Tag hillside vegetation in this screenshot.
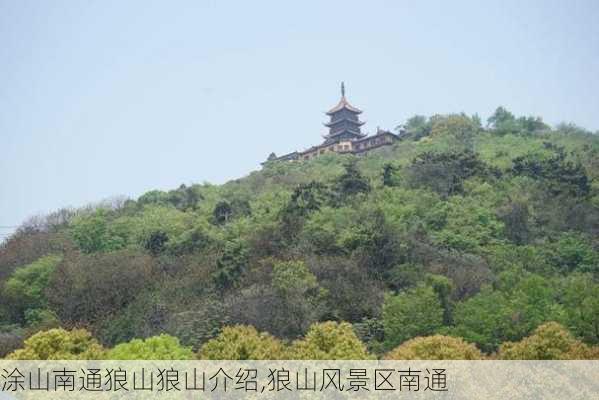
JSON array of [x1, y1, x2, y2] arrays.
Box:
[[1, 107, 599, 359]]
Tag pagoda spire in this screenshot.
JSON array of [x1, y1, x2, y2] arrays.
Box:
[[323, 83, 365, 144]]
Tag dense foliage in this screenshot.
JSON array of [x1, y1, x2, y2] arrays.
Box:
[[108, 334, 193, 360], [7, 329, 105, 360], [384, 335, 483, 360], [1, 108, 599, 359]]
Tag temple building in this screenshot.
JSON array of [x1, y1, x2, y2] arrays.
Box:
[[265, 83, 400, 163]]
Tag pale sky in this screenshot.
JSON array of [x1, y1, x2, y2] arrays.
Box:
[[1, 0, 598, 237]]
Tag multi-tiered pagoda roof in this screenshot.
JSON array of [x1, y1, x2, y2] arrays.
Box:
[[322, 82, 366, 144]]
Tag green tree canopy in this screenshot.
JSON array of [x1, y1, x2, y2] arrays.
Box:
[[382, 285, 444, 350], [3, 255, 62, 323], [498, 322, 595, 360], [199, 325, 287, 360], [7, 328, 105, 360], [561, 274, 599, 344], [271, 260, 326, 336], [289, 321, 372, 360], [385, 335, 483, 360], [213, 240, 249, 290], [334, 160, 371, 200], [107, 334, 194, 360], [69, 209, 128, 253]]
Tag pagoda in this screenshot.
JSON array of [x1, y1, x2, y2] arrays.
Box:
[[263, 83, 400, 164], [323, 82, 366, 144]]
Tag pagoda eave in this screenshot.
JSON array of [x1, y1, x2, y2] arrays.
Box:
[[326, 106, 363, 115], [323, 130, 366, 139], [323, 120, 365, 128]]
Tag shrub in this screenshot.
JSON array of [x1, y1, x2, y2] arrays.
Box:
[[382, 285, 443, 350], [385, 335, 483, 360], [108, 334, 194, 360], [199, 325, 287, 360], [7, 328, 105, 360], [288, 321, 372, 360], [498, 322, 595, 360]]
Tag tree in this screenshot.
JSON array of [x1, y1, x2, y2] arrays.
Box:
[[47, 250, 155, 325], [512, 152, 590, 197], [425, 274, 454, 325], [69, 209, 128, 253], [487, 107, 548, 135], [386, 263, 425, 292], [353, 317, 385, 354], [555, 122, 591, 136], [299, 205, 358, 255], [137, 190, 170, 207], [212, 197, 252, 225], [270, 260, 326, 337], [429, 114, 480, 149], [231, 198, 252, 218], [348, 209, 403, 281], [508, 273, 561, 337], [561, 274, 599, 344], [167, 184, 203, 211], [544, 232, 597, 274], [452, 284, 527, 352], [199, 325, 287, 360], [127, 205, 191, 253], [224, 260, 327, 339], [334, 160, 371, 201], [289, 321, 372, 360], [3, 255, 62, 323], [385, 335, 483, 360], [213, 240, 248, 290], [382, 285, 444, 350], [213, 201, 233, 225], [518, 115, 549, 134], [487, 107, 516, 133], [497, 199, 531, 245], [450, 273, 561, 353], [407, 150, 496, 198], [498, 322, 595, 360], [138, 185, 203, 211], [7, 328, 105, 360], [24, 309, 60, 331], [428, 195, 504, 252], [144, 230, 169, 256], [420, 247, 492, 299], [310, 256, 384, 324], [168, 222, 214, 255], [0, 326, 25, 358], [107, 334, 194, 360], [382, 163, 400, 187], [224, 285, 283, 338], [280, 181, 331, 241], [165, 296, 225, 351], [400, 115, 430, 139], [0, 230, 58, 283]]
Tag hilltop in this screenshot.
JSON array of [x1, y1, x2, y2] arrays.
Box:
[[1, 107, 598, 359]]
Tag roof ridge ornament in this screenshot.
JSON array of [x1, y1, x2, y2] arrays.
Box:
[[326, 83, 362, 115]]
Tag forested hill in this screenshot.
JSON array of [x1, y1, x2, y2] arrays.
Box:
[[1, 108, 599, 360]]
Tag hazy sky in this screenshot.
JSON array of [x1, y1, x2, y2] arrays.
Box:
[[1, 0, 598, 237]]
